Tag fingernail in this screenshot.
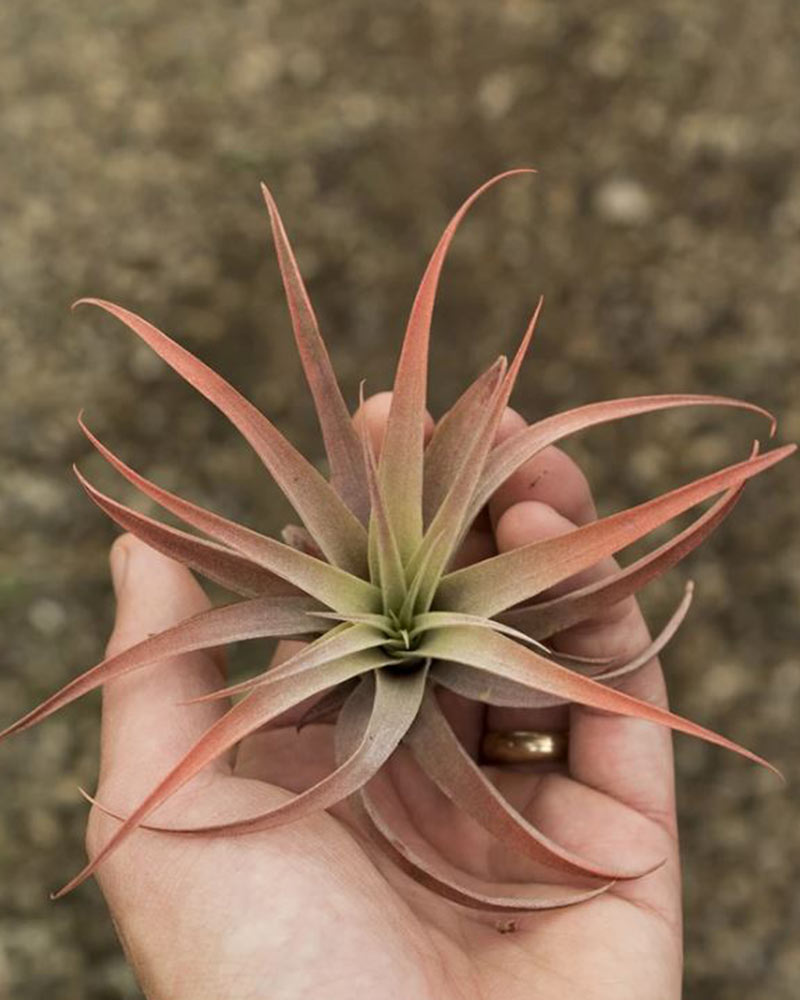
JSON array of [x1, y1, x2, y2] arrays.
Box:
[[110, 542, 130, 597]]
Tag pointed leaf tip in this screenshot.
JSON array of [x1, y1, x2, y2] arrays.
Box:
[[473, 394, 783, 522], [260, 184, 370, 522], [52, 650, 382, 897], [420, 626, 782, 778], [381, 169, 538, 559], [444, 442, 796, 617], [73, 455, 378, 614], [405, 691, 662, 880], [74, 297, 368, 574]]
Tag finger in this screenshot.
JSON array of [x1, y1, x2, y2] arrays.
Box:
[[491, 500, 676, 831], [567, 629, 675, 832], [98, 534, 231, 802], [353, 390, 435, 458], [489, 407, 597, 528], [494, 499, 632, 604], [477, 406, 607, 751], [485, 502, 583, 739]]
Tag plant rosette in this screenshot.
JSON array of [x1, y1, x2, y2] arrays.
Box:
[[2, 171, 794, 910]]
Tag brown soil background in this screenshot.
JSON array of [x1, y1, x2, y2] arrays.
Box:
[[1, 1, 799, 997]]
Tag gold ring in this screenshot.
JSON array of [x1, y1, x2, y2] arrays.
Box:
[[481, 730, 568, 764]]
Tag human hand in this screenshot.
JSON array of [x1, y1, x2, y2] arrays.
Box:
[[87, 395, 682, 1000]]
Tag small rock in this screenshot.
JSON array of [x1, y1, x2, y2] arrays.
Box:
[[594, 177, 654, 226], [27, 598, 67, 636], [477, 72, 516, 120]]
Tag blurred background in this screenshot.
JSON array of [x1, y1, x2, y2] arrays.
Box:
[[1, 0, 798, 996]]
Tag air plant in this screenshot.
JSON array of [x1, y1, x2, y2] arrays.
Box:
[[1, 170, 794, 912]]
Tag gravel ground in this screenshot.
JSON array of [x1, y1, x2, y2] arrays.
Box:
[[1, 1, 799, 997]]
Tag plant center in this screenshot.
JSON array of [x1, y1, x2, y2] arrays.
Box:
[[380, 609, 425, 673]]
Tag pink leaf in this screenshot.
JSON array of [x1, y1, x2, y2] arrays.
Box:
[[419, 626, 781, 776], [379, 170, 536, 559], [499, 477, 745, 639], [409, 299, 542, 609], [352, 784, 611, 912], [405, 690, 661, 880], [582, 580, 694, 682], [438, 444, 795, 617], [0, 597, 321, 744], [74, 486, 297, 599], [469, 393, 776, 521], [436, 581, 695, 710], [261, 184, 370, 522], [334, 687, 612, 912], [76, 438, 379, 615], [98, 667, 426, 837], [423, 357, 506, 525], [52, 649, 386, 898], [75, 299, 368, 573]]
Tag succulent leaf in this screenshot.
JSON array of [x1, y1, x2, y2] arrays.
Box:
[[499, 473, 747, 639], [423, 356, 507, 525], [190, 622, 388, 703], [434, 580, 695, 710], [418, 626, 780, 775], [75, 452, 379, 615], [358, 391, 408, 611], [91, 667, 427, 838], [470, 393, 776, 520], [74, 480, 297, 598], [379, 169, 535, 560], [407, 298, 542, 608], [438, 444, 794, 616], [336, 691, 614, 912], [353, 781, 614, 912], [404, 689, 662, 880], [75, 299, 369, 574], [52, 648, 389, 898], [261, 184, 370, 523], [0, 595, 323, 744]]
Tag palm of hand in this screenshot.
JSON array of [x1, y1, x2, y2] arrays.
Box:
[[87, 403, 682, 1000]]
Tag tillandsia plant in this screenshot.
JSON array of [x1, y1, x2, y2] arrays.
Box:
[[1, 170, 794, 911]]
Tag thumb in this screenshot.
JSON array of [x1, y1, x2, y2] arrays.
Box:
[[98, 534, 230, 799]]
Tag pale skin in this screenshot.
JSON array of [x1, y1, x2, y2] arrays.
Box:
[[86, 394, 682, 1000]]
